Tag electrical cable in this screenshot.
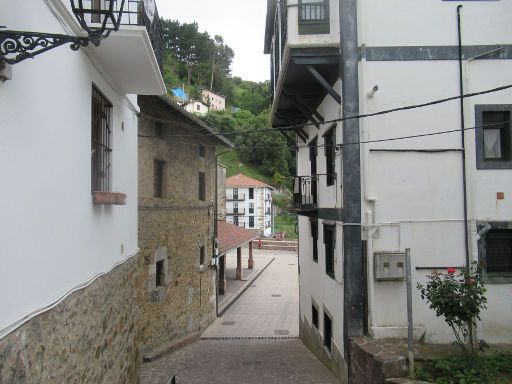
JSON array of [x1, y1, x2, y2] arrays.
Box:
[[138, 84, 512, 138], [138, 120, 509, 151]]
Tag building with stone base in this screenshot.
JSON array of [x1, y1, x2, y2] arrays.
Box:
[[0, 1, 165, 383], [137, 95, 232, 354]]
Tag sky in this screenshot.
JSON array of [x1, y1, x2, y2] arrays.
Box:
[[157, 0, 270, 83]]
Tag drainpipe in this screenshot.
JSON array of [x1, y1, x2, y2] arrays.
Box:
[[457, 5, 475, 350], [457, 5, 471, 269]]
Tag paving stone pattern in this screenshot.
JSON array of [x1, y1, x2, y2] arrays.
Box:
[[140, 339, 338, 384]]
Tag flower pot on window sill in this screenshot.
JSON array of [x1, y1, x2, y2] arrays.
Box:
[[92, 191, 127, 205]]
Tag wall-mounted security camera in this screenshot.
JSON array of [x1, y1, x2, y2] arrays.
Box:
[[367, 85, 378, 98]]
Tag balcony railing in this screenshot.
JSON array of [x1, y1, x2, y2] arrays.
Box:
[[293, 175, 318, 210], [227, 208, 246, 216], [226, 193, 246, 201]]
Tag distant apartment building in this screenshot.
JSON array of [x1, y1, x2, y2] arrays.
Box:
[[225, 174, 274, 237], [202, 89, 226, 111]]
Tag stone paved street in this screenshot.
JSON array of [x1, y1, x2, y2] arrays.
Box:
[[140, 250, 338, 384]]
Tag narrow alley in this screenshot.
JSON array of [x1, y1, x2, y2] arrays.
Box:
[[140, 249, 338, 384]]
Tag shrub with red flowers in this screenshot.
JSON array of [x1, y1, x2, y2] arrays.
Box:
[[417, 262, 487, 359]]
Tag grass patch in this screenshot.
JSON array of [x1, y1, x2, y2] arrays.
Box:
[[218, 150, 273, 186], [274, 214, 298, 239], [416, 354, 512, 384]]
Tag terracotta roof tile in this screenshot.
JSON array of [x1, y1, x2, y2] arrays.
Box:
[[217, 221, 259, 255], [225, 173, 274, 189]]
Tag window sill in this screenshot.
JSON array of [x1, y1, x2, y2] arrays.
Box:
[[92, 191, 127, 205]]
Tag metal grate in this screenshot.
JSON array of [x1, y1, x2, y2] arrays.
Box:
[[91, 86, 112, 192], [486, 229, 512, 273], [299, 0, 329, 22]]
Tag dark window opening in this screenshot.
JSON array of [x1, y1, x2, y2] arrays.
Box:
[[155, 122, 164, 138], [249, 188, 254, 199], [324, 127, 335, 186], [249, 216, 255, 228], [309, 138, 318, 204], [324, 224, 335, 278], [199, 246, 205, 266], [199, 145, 205, 158], [199, 172, 206, 201], [486, 229, 512, 273], [323, 311, 332, 352], [249, 203, 254, 214], [312, 303, 319, 328], [234, 202, 239, 213], [154, 159, 165, 198], [234, 216, 239, 226], [91, 86, 112, 193], [311, 221, 318, 262], [156, 260, 164, 287], [233, 188, 239, 199], [475, 105, 512, 170], [483, 111, 510, 161]]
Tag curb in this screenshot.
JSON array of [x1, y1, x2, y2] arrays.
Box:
[[217, 257, 276, 317], [142, 331, 201, 362]]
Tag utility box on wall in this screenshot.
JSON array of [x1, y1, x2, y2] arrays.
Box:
[[375, 252, 407, 281]]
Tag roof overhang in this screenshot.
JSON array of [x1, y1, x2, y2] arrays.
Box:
[[139, 95, 234, 147], [271, 46, 340, 133]]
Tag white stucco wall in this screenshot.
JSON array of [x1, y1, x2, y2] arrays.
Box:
[[184, 101, 209, 116], [358, 45, 512, 342], [0, 1, 145, 337]]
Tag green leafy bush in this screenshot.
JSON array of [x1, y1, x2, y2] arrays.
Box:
[[417, 263, 487, 359]]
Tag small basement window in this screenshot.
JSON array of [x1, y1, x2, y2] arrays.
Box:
[[312, 302, 319, 328], [323, 310, 332, 352]]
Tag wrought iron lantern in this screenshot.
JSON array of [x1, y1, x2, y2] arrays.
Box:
[[0, 0, 126, 65]]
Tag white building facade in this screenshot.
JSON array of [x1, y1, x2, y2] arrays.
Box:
[[0, 1, 165, 382], [225, 174, 274, 237], [183, 99, 209, 115], [265, 0, 512, 380]]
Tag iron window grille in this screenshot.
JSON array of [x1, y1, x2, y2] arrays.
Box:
[[299, 0, 329, 22], [91, 86, 112, 193], [478, 222, 512, 283]]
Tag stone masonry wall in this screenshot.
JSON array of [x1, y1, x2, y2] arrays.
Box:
[[136, 96, 219, 352], [0, 256, 140, 384]]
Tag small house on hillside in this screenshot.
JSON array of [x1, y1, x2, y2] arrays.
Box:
[[182, 99, 209, 116], [225, 174, 274, 237], [201, 89, 226, 111]]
